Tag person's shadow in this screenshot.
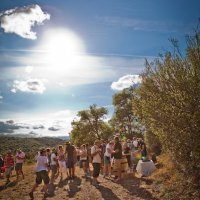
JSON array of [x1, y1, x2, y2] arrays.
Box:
[[47, 176, 69, 197], [0, 180, 17, 191], [67, 177, 82, 198], [97, 184, 121, 200], [119, 177, 159, 200], [48, 177, 82, 198]]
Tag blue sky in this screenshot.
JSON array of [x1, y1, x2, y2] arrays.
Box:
[[0, 0, 199, 136]]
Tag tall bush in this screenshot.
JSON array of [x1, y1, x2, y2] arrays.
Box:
[[132, 28, 200, 198]]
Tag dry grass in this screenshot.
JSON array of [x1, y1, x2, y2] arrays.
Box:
[[146, 153, 200, 200]]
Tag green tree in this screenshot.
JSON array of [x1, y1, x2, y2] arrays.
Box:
[[132, 28, 200, 198], [111, 87, 144, 139], [70, 104, 113, 146]]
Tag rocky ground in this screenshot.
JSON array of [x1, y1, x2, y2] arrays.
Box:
[[0, 164, 159, 200]]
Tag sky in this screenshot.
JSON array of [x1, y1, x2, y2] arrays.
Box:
[[0, 0, 199, 137]]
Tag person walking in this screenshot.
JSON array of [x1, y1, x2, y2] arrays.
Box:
[[29, 148, 50, 199], [91, 140, 102, 186]]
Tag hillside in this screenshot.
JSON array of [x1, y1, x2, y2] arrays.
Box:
[[0, 136, 66, 156]]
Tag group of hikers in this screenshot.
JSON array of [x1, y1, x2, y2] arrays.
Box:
[[0, 135, 150, 199]]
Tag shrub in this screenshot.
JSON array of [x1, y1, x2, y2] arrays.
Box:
[[132, 26, 200, 198]]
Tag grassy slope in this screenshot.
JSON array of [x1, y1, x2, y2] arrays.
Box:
[[0, 136, 65, 156]]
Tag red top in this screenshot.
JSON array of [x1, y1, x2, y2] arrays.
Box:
[[4, 155, 14, 168]]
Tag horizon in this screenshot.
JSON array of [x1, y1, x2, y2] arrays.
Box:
[[0, 0, 199, 137]]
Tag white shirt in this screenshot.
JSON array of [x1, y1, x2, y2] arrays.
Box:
[[104, 144, 112, 157], [133, 140, 138, 148], [91, 145, 101, 163], [80, 149, 87, 161], [51, 153, 57, 165], [35, 155, 48, 172], [16, 151, 25, 164]]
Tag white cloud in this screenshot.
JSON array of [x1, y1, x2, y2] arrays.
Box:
[[111, 74, 142, 91], [11, 78, 46, 94], [0, 4, 50, 39], [53, 110, 74, 119], [25, 66, 33, 74], [0, 118, 71, 137]]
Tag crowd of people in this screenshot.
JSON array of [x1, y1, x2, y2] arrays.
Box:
[[0, 136, 150, 200]]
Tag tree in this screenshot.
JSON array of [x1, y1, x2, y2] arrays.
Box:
[[70, 104, 113, 146], [132, 27, 200, 198], [111, 87, 144, 139]]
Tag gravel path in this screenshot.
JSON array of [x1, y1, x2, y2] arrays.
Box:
[[0, 165, 158, 200]]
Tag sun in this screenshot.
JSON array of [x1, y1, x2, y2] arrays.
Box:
[[40, 28, 85, 68]]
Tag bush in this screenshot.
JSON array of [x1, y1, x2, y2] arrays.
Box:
[[144, 130, 162, 155], [132, 26, 200, 198]]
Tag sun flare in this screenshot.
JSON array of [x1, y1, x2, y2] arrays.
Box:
[[41, 28, 85, 68]]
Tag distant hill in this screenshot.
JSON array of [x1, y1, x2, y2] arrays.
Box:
[[0, 136, 67, 156]]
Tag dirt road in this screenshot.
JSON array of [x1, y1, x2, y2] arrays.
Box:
[[0, 165, 158, 200]]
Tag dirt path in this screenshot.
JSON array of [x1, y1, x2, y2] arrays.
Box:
[[0, 165, 158, 200]]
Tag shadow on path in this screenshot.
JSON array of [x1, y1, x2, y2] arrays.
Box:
[[0, 180, 17, 191], [67, 177, 82, 198], [97, 184, 121, 200], [119, 177, 158, 200]]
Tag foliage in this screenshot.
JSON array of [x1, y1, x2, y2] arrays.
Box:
[[110, 87, 144, 138], [144, 130, 162, 155], [132, 27, 200, 198], [70, 104, 113, 146]]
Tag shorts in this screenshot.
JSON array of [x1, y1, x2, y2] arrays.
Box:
[[77, 156, 80, 161], [50, 165, 57, 174], [5, 167, 13, 177], [104, 156, 111, 165], [67, 158, 74, 169], [15, 163, 23, 171], [92, 163, 101, 178], [36, 170, 49, 185], [114, 159, 121, 170]]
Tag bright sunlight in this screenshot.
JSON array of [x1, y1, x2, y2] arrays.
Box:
[[41, 28, 85, 68]]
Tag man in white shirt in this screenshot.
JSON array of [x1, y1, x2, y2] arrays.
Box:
[[91, 140, 101, 186], [29, 148, 50, 199]]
